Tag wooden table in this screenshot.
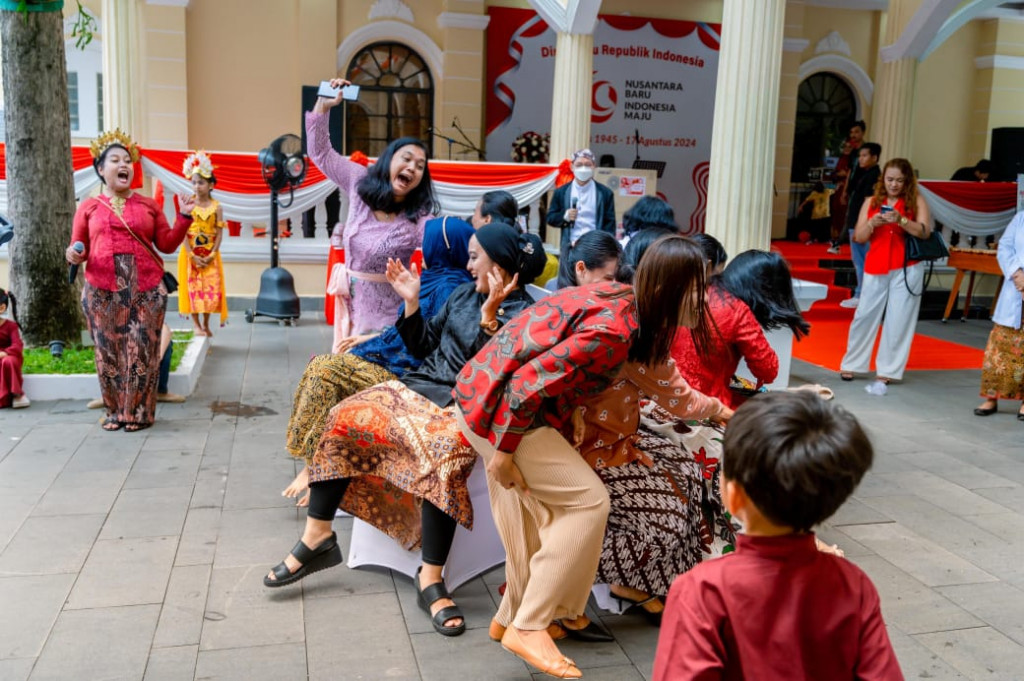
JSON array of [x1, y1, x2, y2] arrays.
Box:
[[942, 248, 1004, 322]]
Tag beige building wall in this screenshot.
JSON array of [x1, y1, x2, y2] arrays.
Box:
[[911, 19, 980, 179], [970, 19, 1024, 163]]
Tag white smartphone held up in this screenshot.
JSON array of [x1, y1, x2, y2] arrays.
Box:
[[317, 81, 360, 101]]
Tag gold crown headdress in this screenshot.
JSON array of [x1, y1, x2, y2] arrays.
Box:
[[89, 128, 140, 163], [182, 150, 215, 180]]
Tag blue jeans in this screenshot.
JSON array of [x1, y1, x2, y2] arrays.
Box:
[[849, 229, 869, 298]]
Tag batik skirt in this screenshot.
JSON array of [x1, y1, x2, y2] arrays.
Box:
[[82, 255, 167, 426], [285, 353, 397, 463], [980, 314, 1024, 401], [310, 380, 477, 550], [595, 406, 736, 596]]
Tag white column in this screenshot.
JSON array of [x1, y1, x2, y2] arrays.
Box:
[[549, 31, 593, 163], [704, 0, 786, 256], [101, 0, 141, 137], [872, 0, 920, 161]]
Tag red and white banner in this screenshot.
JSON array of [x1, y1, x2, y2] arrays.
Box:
[[486, 8, 721, 234], [918, 180, 1018, 237], [0, 144, 559, 223]]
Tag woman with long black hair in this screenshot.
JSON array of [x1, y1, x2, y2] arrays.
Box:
[[310, 78, 437, 350]]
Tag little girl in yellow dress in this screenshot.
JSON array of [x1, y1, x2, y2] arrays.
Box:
[[177, 150, 228, 336]]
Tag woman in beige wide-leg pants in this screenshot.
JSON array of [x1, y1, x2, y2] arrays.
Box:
[[454, 235, 712, 679], [460, 420, 609, 629]]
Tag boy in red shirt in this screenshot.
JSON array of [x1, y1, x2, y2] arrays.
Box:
[[653, 391, 903, 681]]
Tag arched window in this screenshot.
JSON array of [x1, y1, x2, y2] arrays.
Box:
[[345, 42, 434, 157], [791, 73, 856, 182]]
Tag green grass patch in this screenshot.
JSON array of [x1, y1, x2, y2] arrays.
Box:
[[23, 330, 195, 375]]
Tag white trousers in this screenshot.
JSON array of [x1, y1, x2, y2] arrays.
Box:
[[840, 263, 924, 381]]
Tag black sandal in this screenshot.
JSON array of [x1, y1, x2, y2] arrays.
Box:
[[263, 532, 342, 588], [102, 417, 123, 431], [613, 593, 665, 627], [124, 422, 152, 433], [415, 567, 466, 637]]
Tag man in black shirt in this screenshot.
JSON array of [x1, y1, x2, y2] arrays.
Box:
[[838, 142, 881, 309]]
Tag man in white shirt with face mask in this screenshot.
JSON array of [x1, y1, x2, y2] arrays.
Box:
[[546, 149, 616, 286]]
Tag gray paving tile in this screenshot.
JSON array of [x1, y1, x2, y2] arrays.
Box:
[[937, 582, 1024, 647], [60, 433, 142, 474], [143, 645, 197, 681], [0, 574, 75, 659], [850, 556, 983, 635], [826, 497, 893, 527], [99, 485, 192, 540], [141, 419, 211, 451], [603, 615, 658, 679], [200, 566, 304, 651], [30, 470, 126, 517], [66, 536, 177, 609], [124, 448, 203, 489], [975, 485, 1024, 515], [915, 626, 1024, 680], [0, 658, 34, 681], [305, 592, 418, 681], [0, 493, 37, 555], [175, 507, 221, 567], [412, 627, 528, 681], [153, 564, 212, 648], [0, 514, 105, 576], [886, 627, 968, 680], [194, 643, 306, 681], [213, 507, 303, 568], [28, 604, 159, 681], [843, 523, 998, 587], [894, 450, 1020, 491]]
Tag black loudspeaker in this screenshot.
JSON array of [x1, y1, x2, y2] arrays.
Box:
[[300, 85, 345, 155], [990, 127, 1024, 181]]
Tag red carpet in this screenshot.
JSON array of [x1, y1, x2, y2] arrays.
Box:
[[772, 241, 984, 372]]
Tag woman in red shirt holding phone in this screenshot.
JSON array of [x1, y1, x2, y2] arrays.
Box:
[[840, 158, 932, 391]]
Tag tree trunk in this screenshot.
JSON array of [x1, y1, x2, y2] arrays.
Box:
[[1, 6, 83, 345]]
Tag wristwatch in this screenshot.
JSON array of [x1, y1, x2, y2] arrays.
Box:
[[480, 318, 499, 333], [898, 215, 909, 227]]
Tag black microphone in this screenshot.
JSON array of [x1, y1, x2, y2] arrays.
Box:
[[568, 197, 578, 228], [68, 241, 84, 284]]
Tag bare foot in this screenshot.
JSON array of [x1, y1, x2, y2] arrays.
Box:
[[282, 468, 309, 504], [203, 326, 213, 337], [419, 567, 462, 628]]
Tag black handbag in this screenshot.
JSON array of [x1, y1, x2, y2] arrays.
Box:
[[903, 230, 948, 296], [161, 271, 179, 294], [905, 230, 949, 262]]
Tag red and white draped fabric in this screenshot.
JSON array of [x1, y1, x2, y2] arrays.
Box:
[[0, 147, 102, 214], [0, 143, 558, 222], [918, 180, 1018, 237]]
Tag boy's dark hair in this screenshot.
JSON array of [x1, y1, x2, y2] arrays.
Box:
[[974, 159, 993, 175], [851, 120, 866, 133], [860, 142, 882, 159], [722, 391, 873, 532], [356, 136, 437, 220]]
